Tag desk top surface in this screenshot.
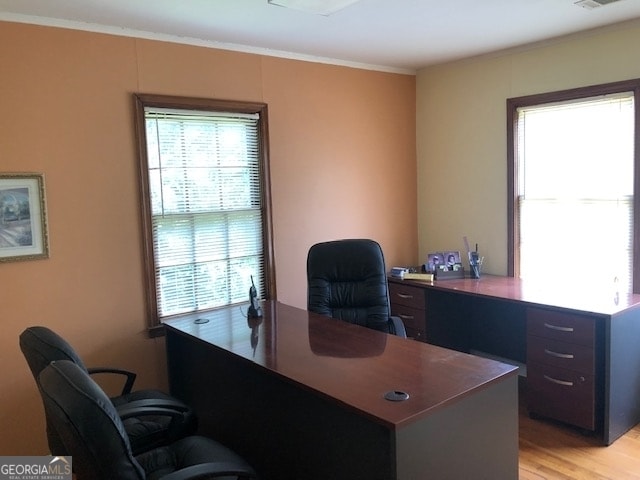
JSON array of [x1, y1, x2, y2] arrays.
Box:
[[164, 300, 517, 429], [393, 275, 640, 317]]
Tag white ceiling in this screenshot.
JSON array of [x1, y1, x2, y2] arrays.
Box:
[[1, 0, 640, 73]]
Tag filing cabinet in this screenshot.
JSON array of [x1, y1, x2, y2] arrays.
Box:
[[526, 307, 600, 431], [388, 281, 427, 342]]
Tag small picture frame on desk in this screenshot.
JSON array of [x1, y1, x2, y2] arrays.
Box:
[[426, 252, 445, 272], [427, 250, 464, 279], [444, 251, 462, 269]]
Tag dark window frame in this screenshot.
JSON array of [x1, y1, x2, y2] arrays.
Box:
[[133, 94, 276, 336]]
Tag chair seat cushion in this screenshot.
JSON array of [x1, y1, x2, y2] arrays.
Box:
[[137, 435, 252, 480], [114, 389, 197, 455]]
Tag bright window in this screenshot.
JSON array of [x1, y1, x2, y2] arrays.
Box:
[[134, 95, 275, 333], [508, 80, 640, 293]]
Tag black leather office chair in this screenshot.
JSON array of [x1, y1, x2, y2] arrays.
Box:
[[37, 360, 257, 480], [19, 326, 196, 456], [307, 239, 406, 337]]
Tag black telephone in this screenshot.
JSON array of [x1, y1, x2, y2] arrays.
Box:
[[248, 275, 263, 318]]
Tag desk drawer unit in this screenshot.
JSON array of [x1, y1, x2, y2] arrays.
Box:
[[526, 307, 598, 431], [388, 282, 427, 342], [527, 364, 596, 430]]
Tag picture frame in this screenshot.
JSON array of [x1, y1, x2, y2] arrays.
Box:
[[0, 173, 49, 263], [426, 252, 445, 272], [443, 251, 462, 269], [426, 250, 464, 273]]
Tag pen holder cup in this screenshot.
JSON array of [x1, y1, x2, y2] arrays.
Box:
[[469, 260, 482, 279]]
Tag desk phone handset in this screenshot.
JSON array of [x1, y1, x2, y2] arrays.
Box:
[[248, 275, 263, 318]]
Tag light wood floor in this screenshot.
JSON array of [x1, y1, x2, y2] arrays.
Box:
[[519, 385, 640, 479]]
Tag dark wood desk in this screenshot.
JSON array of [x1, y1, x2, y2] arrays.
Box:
[[389, 275, 640, 445], [164, 301, 518, 480]]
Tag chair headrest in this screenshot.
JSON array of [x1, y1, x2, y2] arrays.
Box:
[[307, 239, 386, 281], [19, 326, 87, 379]]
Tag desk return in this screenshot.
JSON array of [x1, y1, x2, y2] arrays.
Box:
[[389, 275, 640, 445]]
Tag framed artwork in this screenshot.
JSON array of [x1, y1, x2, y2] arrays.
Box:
[[0, 173, 49, 263]]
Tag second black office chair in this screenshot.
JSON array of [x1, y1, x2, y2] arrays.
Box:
[[37, 360, 257, 480], [307, 238, 406, 337], [19, 326, 197, 456]]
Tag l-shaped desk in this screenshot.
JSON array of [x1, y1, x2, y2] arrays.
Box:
[[164, 300, 518, 480], [389, 274, 640, 445]]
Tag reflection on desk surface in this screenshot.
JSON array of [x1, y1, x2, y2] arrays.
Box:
[[164, 300, 517, 428]]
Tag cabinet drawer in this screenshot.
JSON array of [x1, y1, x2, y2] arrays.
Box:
[[389, 282, 426, 310], [527, 336, 594, 374], [527, 308, 595, 347], [391, 304, 426, 342], [527, 362, 596, 430]]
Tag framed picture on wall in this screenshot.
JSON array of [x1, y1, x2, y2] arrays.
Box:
[[0, 173, 49, 262]]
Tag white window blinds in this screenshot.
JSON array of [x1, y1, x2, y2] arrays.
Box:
[[516, 92, 634, 291], [144, 108, 264, 318]]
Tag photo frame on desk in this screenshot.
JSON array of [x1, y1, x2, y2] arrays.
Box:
[[426, 250, 464, 279], [0, 173, 49, 263], [426, 252, 444, 272], [426, 251, 463, 273], [443, 251, 462, 270]]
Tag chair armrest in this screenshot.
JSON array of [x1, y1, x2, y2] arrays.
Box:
[[87, 367, 137, 395], [116, 398, 191, 413], [158, 461, 257, 480], [389, 316, 407, 338], [115, 404, 187, 422]]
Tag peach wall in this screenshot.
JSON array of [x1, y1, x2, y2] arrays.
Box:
[[0, 21, 417, 454]]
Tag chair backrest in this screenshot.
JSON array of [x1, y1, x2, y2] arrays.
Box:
[[19, 326, 89, 455], [37, 360, 145, 480], [307, 239, 393, 333]]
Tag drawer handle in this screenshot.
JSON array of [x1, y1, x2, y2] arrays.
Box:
[[544, 322, 574, 333], [544, 349, 575, 359], [397, 293, 414, 299], [543, 375, 574, 387], [399, 314, 415, 320]]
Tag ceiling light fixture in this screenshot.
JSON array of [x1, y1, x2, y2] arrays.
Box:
[[267, 0, 361, 16], [574, 0, 622, 9]]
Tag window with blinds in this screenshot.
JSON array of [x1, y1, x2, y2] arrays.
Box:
[[134, 95, 274, 330], [511, 88, 636, 292]]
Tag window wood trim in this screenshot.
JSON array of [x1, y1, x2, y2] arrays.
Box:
[[507, 79, 640, 290], [133, 94, 277, 336]]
